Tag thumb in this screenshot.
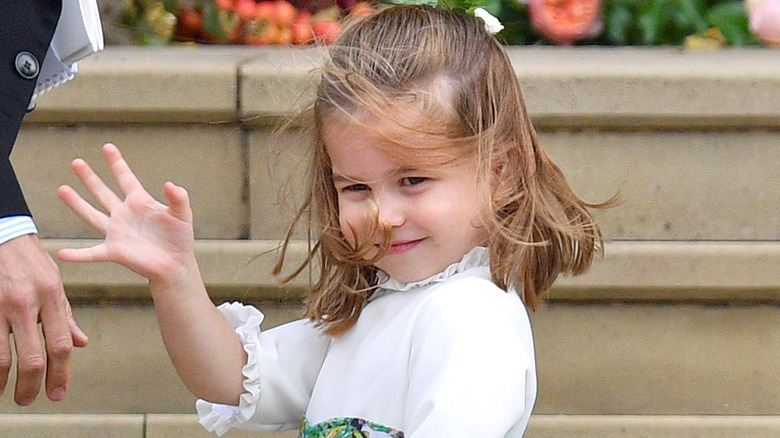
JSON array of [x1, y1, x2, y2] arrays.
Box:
[[163, 182, 193, 224]]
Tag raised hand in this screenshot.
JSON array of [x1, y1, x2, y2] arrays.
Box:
[[57, 144, 197, 285], [59, 144, 247, 404]]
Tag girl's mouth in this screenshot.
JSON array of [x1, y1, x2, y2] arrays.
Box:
[[385, 239, 422, 255]]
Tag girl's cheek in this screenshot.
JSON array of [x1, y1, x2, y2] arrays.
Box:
[[338, 204, 362, 246], [338, 218, 356, 246]]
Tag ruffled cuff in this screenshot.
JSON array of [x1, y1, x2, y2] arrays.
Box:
[[196, 302, 265, 436]]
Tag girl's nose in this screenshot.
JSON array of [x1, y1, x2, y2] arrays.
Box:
[[375, 193, 405, 227]]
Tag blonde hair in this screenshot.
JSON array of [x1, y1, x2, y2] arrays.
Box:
[[275, 5, 607, 336]]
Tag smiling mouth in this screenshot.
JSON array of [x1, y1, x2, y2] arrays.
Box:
[[385, 239, 423, 255]]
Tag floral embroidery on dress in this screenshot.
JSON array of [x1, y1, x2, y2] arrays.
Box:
[[300, 417, 404, 438]]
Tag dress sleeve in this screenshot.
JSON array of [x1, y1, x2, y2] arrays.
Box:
[[403, 278, 536, 437], [197, 302, 330, 436]]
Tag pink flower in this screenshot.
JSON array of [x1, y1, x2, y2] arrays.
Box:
[[528, 0, 602, 45], [746, 0, 780, 46]]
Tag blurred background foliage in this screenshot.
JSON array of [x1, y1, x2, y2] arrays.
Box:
[[501, 0, 759, 46], [100, 0, 773, 47]]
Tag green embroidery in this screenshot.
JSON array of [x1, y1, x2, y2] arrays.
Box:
[[300, 417, 405, 438]]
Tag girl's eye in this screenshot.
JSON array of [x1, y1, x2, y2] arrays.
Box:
[[401, 177, 428, 186], [342, 183, 369, 193]]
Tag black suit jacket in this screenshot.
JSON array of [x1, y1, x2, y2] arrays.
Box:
[[0, 1, 62, 219]]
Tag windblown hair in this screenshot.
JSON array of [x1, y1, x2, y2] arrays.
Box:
[[275, 5, 608, 336]]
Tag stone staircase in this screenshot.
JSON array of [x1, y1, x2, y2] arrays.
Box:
[[2, 46, 778, 437]]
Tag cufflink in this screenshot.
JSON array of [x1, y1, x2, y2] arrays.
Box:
[[15, 51, 40, 80]]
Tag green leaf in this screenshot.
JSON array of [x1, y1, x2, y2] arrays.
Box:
[[496, 0, 531, 44], [381, 0, 437, 5], [202, 1, 227, 42], [478, 0, 502, 17], [707, 0, 758, 46], [605, 3, 634, 45], [162, 0, 180, 14], [136, 19, 170, 45], [637, 0, 666, 44], [675, 0, 708, 34], [438, 0, 484, 12]]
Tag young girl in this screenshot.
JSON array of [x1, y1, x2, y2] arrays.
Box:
[[58, 5, 604, 437]]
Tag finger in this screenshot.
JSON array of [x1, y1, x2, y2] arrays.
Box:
[[9, 311, 45, 406], [57, 244, 110, 264], [39, 288, 75, 402], [71, 157, 123, 214], [66, 301, 89, 348], [0, 323, 11, 398], [58, 185, 109, 235], [164, 182, 193, 224], [102, 144, 146, 197]]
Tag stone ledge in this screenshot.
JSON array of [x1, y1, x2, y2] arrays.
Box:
[[0, 414, 144, 437], [23, 46, 780, 127], [25, 46, 260, 124], [48, 240, 780, 303], [15, 125, 778, 241], [527, 415, 780, 437], [1, 303, 777, 414], [508, 47, 780, 129], [1, 414, 778, 438]]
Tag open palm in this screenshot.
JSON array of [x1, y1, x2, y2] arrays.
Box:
[[58, 144, 196, 283]]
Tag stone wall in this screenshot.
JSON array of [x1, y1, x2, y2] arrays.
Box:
[[3, 46, 779, 436]]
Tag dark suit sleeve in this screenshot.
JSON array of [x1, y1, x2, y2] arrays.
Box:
[[0, 1, 62, 219]]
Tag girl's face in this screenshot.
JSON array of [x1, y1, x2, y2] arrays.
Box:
[[323, 114, 488, 283]]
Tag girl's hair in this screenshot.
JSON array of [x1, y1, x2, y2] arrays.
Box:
[[275, 5, 607, 336]]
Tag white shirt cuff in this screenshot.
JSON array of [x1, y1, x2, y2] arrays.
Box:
[[0, 216, 38, 246]]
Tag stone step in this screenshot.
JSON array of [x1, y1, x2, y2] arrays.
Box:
[[14, 124, 780, 243], [14, 46, 780, 243], [46, 240, 780, 303], [14, 124, 780, 242], [1, 302, 778, 415], [0, 240, 768, 416], [24, 46, 780, 128], [1, 414, 779, 437]]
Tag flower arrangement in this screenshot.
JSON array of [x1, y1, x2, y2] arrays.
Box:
[[116, 0, 373, 45], [112, 0, 777, 46], [507, 0, 768, 47]]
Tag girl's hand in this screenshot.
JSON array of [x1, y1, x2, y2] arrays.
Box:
[[57, 144, 196, 285], [59, 144, 247, 404]]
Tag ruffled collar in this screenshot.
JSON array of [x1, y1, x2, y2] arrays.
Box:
[[373, 246, 489, 295]]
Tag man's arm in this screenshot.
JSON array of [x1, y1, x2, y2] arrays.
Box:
[[0, 2, 61, 215], [0, 0, 88, 406]]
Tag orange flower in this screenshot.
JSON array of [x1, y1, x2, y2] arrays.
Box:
[[528, 0, 602, 45]]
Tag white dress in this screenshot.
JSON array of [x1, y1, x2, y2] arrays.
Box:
[[196, 247, 537, 437]]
